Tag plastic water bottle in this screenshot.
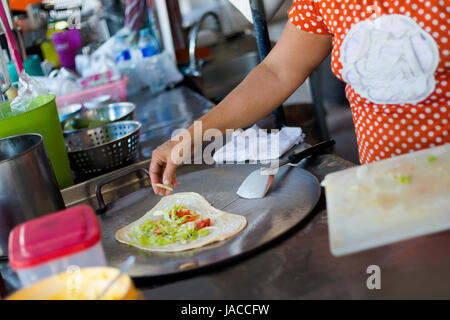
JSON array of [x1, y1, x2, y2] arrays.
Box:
[[138, 29, 159, 58], [113, 34, 129, 62], [117, 49, 142, 95], [138, 55, 167, 95]]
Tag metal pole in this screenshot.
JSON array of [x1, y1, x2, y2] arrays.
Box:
[[249, 0, 285, 129], [154, 0, 176, 59], [309, 71, 330, 140]]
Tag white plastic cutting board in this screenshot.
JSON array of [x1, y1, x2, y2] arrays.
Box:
[[323, 144, 450, 257]]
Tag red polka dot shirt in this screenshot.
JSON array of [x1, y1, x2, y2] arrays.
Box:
[[288, 0, 449, 164]]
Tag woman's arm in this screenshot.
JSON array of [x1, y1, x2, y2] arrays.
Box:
[[198, 23, 332, 132], [150, 22, 333, 195]]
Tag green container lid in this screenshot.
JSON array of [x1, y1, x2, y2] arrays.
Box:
[[0, 94, 74, 189]]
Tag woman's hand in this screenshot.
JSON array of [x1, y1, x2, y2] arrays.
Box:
[[149, 139, 180, 195]]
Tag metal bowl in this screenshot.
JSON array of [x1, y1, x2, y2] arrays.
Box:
[[58, 103, 82, 122], [65, 120, 142, 177], [63, 102, 136, 136], [84, 95, 113, 110], [83, 102, 135, 122]]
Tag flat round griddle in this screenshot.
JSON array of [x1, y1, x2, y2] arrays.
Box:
[[97, 164, 321, 279]]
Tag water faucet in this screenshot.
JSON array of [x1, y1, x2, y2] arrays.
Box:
[[185, 11, 223, 77]]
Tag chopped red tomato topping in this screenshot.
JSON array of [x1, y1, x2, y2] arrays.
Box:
[[195, 218, 211, 230], [176, 209, 193, 217], [179, 214, 200, 225]]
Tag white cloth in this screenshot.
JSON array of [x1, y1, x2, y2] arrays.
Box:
[[340, 14, 439, 105], [213, 125, 304, 163], [228, 0, 285, 24]]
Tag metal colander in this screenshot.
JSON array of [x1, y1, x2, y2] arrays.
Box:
[[65, 120, 142, 177]]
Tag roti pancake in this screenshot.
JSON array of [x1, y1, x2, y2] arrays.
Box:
[[115, 192, 247, 252]]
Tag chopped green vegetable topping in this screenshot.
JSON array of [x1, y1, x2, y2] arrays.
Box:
[[427, 156, 437, 163], [155, 183, 174, 192], [129, 204, 210, 247], [199, 229, 210, 237], [398, 174, 410, 184]]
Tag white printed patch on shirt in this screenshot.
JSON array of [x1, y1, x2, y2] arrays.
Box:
[[339, 14, 440, 105]]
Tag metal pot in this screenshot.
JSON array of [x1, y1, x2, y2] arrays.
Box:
[[0, 134, 65, 258]]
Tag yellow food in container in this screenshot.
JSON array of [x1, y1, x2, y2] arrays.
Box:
[[7, 267, 143, 300]]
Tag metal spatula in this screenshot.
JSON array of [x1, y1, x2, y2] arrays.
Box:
[[236, 139, 335, 199]]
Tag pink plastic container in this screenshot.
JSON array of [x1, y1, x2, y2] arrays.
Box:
[[8, 206, 106, 287], [55, 76, 128, 109]]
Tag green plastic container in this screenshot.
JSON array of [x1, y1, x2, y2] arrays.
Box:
[[8, 55, 45, 83], [0, 94, 73, 189]]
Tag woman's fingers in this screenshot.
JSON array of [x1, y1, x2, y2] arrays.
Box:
[[149, 157, 165, 195], [149, 141, 180, 196], [162, 162, 178, 195]]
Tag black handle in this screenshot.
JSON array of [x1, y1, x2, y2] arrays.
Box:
[[95, 166, 150, 214], [288, 139, 336, 164]]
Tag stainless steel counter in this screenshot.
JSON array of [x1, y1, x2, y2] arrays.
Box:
[[128, 86, 214, 160], [120, 87, 450, 299], [2, 86, 450, 299], [60, 152, 450, 299]]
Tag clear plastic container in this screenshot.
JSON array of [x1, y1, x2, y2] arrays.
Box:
[[138, 55, 167, 94], [118, 50, 142, 96], [13, 243, 106, 288], [8, 206, 106, 288]]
